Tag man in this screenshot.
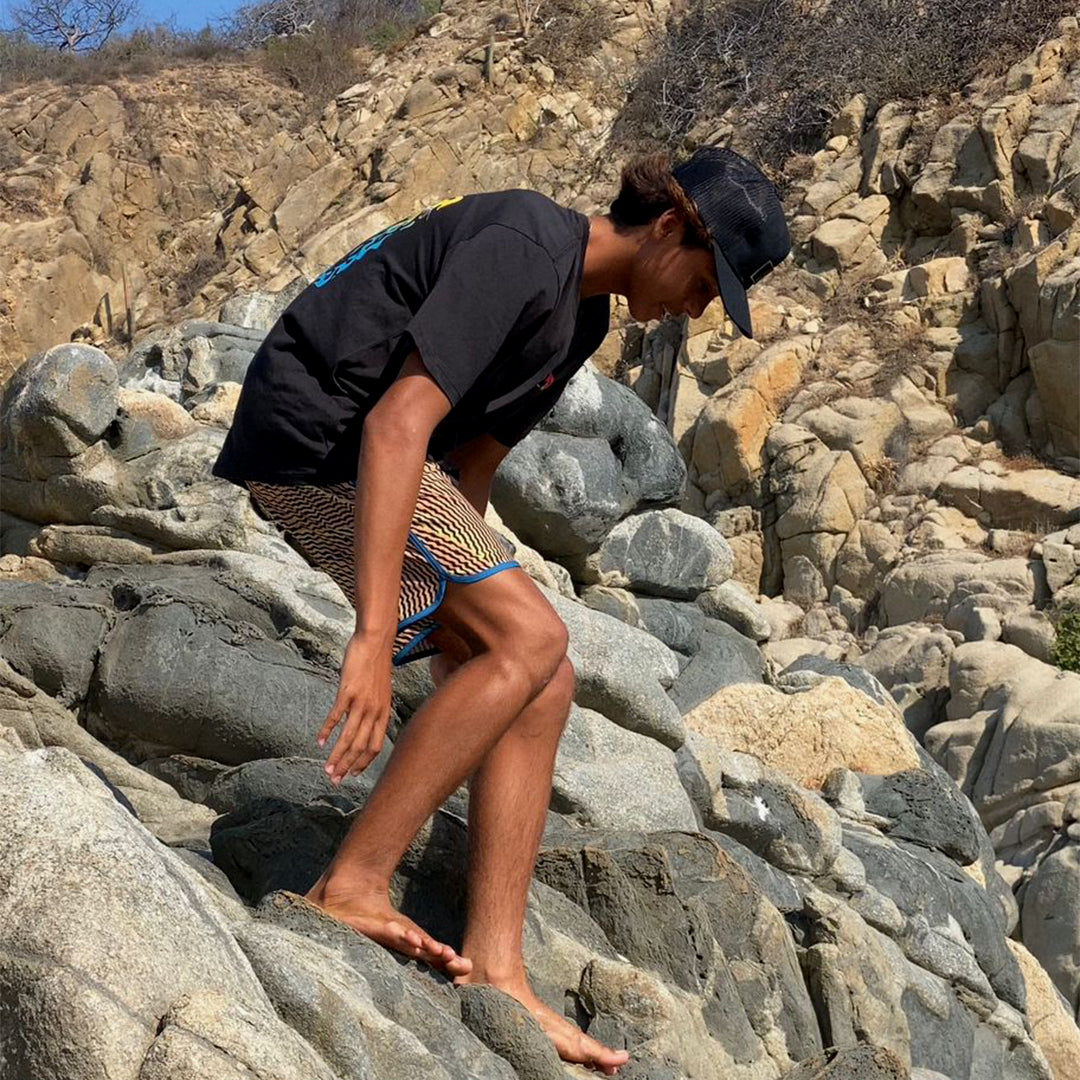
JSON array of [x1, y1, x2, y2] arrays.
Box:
[[212, 145, 790, 1074]]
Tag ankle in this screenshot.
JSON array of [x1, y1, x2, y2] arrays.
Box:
[[308, 868, 390, 903], [458, 955, 528, 989]]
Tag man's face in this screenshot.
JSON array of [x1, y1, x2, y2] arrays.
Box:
[[625, 208, 722, 324]]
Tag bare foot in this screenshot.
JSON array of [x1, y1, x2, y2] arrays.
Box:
[[298, 881, 473, 977], [454, 970, 630, 1075]]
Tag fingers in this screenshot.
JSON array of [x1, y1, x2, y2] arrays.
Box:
[[323, 706, 389, 784], [317, 694, 347, 748], [338, 717, 388, 778]]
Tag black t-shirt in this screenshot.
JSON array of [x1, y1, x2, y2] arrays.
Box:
[[211, 189, 611, 486]]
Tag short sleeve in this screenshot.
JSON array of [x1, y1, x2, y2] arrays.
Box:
[[403, 225, 559, 407]]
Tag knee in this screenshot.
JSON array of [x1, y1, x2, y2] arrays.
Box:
[[549, 654, 576, 712], [501, 615, 570, 700]]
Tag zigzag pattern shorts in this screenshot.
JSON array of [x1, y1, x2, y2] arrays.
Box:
[[247, 459, 520, 666]]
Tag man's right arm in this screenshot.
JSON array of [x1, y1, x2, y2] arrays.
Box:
[[319, 349, 451, 783]]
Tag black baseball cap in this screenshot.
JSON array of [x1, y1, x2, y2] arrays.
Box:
[[672, 145, 790, 338]]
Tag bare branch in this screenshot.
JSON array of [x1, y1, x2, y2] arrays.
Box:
[[9, 0, 138, 51]]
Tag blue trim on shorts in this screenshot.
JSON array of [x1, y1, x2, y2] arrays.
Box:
[[393, 623, 439, 666], [407, 531, 520, 584], [390, 531, 521, 666]]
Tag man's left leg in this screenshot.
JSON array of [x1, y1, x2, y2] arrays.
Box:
[[429, 628, 629, 1076]]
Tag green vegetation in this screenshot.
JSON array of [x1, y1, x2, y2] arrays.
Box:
[[1052, 607, 1080, 672]]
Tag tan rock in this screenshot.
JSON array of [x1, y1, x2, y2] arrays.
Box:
[[1007, 939, 1080, 1080], [505, 91, 540, 141], [937, 465, 1080, 530], [691, 336, 814, 495], [1029, 337, 1080, 457], [118, 388, 196, 441], [0, 554, 62, 583], [684, 678, 919, 790], [907, 257, 970, 297], [796, 396, 907, 473], [727, 531, 765, 593], [244, 230, 285, 276], [11, 253, 107, 365], [272, 157, 355, 248], [832, 94, 869, 138], [190, 382, 242, 428], [811, 217, 871, 270]]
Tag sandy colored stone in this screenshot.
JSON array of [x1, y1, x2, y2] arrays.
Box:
[[691, 336, 815, 494], [1007, 939, 1080, 1080], [0, 554, 61, 583], [190, 382, 242, 428], [119, 387, 197, 441], [684, 677, 919, 790]]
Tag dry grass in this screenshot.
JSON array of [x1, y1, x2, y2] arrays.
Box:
[[864, 457, 900, 496], [522, 0, 614, 81], [979, 443, 1053, 472]]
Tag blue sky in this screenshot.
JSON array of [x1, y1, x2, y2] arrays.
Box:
[[137, 0, 243, 31], [0, 0, 246, 33]]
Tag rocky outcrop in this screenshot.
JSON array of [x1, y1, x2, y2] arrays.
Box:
[[0, 331, 1069, 1079]]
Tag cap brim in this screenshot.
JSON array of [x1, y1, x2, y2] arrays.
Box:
[[712, 240, 753, 339]]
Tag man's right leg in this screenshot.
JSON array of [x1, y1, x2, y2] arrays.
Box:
[[304, 566, 568, 974]]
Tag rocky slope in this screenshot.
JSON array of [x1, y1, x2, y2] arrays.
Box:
[[2, 340, 1079, 1079], [1, 3, 1079, 1077], [0, 0, 658, 381]]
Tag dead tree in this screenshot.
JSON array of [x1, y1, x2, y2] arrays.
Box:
[[9, 0, 138, 51]]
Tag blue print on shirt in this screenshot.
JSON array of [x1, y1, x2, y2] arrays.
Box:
[[313, 196, 464, 288]]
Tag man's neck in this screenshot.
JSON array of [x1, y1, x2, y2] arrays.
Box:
[[580, 214, 637, 299]]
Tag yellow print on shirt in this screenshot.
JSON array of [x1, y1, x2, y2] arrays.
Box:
[[314, 196, 465, 288]]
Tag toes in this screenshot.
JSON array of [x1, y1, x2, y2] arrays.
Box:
[[446, 954, 473, 976]]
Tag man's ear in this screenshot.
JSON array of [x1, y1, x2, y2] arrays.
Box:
[[649, 206, 678, 239]]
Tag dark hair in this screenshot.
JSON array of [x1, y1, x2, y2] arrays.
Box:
[[608, 151, 712, 249]]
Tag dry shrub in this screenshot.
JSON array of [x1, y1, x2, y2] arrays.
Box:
[[864, 457, 899, 496], [0, 25, 238, 91], [612, 0, 1075, 170], [173, 246, 227, 306], [868, 321, 935, 394], [262, 25, 358, 102], [523, 0, 614, 81], [979, 443, 1052, 472]]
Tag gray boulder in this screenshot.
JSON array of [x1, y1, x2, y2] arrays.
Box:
[[636, 599, 764, 712], [1, 343, 119, 466], [121, 319, 265, 400], [677, 734, 843, 877], [552, 704, 697, 832], [781, 655, 897, 713], [0, 656, 215, 847], [0, 580, 112, 708], [219, 278, 309, 331], [493, 431, 629, 556], [547, 588, 684, 748], [457, 985, 565, 1080], [574, 508, 734, 598], [493, 364, 686, 558], [535, 828, 824, 1068], [697, 580, 772, 641], [0, 745, 336, 1080], [1020, 839, 1080, 1019], [81, 566, 347, 764]]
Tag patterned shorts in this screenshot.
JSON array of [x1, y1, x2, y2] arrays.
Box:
[[247, 459, 521, 666]]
